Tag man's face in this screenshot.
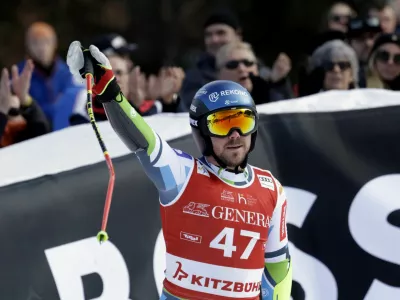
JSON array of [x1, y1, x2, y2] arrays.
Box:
[[350, 32, 379, 63], [204, 24, 240, 56], [327, 3, 353, 32], [211, 130, 251, 169], [27, 36, 56, 67], [380, 6, 397, 33], [218, 49, 258, 92], [108, 55, 130, 96]]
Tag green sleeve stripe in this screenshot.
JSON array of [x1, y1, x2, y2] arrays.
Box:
[[116, 94, 156, 155], [265, 259, 289, 283], [272, 260, 292, 299]]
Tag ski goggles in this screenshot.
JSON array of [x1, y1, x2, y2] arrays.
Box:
[[205, 108, 257, 137]]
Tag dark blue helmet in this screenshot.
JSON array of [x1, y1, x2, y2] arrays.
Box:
[[189, 80, 256, 120], [189, 80, 259, 167]]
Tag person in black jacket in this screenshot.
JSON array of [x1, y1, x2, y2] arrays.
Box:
[[0, 59, 50, 147], [215, 41, 292, 105], [180, 9, 293, 111]]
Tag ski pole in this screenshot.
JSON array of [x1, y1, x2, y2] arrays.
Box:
[[82, 48, 115, 244]]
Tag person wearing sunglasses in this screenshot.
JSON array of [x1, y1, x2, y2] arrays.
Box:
[[216, 41, 292, 104], [326, 2, 356, 33], [305, 39, 359, 94], [67, 41, 292, 300], [367, 33, 400, 90], [216, 42, 258, 92]]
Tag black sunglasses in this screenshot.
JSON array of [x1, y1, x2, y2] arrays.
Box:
[[323, 61, 351, 71], [375, 50, 400, 65], [224, 59, 255, 70], [330, 14, 351, 23]]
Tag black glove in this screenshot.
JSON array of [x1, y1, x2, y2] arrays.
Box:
[[67, 41, 121, 102]]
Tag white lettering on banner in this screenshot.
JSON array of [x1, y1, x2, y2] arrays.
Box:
[[183, 202, 210, 217], [364, 280, 400, 300], [45, 237, 131, 300], [209, 92, 219, 102], [212, 206, 270, 228], [349, 175, 400, 266], [166, 253, 262, 297], [220, 90, 249, 97], [257, 175, 275, 190], [349, 175, 400, 299], [284, 187, 338, 300], [286, 181, 400, 300]]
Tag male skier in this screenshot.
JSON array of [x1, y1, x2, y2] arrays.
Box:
[[67, 41, 292, 300]]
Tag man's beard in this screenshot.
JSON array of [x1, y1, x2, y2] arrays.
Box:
[[217, 140, 248, 169], [218, 152, 247, 169]]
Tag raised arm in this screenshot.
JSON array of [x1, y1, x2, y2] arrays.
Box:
[[66, 41, 193, 204]]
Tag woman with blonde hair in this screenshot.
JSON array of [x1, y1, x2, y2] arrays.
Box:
[[367, 33, 400, 90]]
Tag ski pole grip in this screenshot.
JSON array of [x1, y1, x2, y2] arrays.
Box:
[[82, 48, 94, 77]]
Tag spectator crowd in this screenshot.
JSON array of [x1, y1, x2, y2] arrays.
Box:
[[1, 1, 400, 148]]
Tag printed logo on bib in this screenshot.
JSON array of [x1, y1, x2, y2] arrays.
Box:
[[237, 193, 257, 206], [280, 200, 287, 241], [212, 206, 271, 228], [183, 202, 210, 218], [172, 261, 261, 293], [197, 162, 209, 177], [221, 191, 257, 206], [257, 175, 275, 191], [172, 262, 189, 280], [180, 232, 202, 244], [221, 190, 235, 202]]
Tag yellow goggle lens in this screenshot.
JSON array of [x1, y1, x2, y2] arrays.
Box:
[[206, 108, 256, 136]]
